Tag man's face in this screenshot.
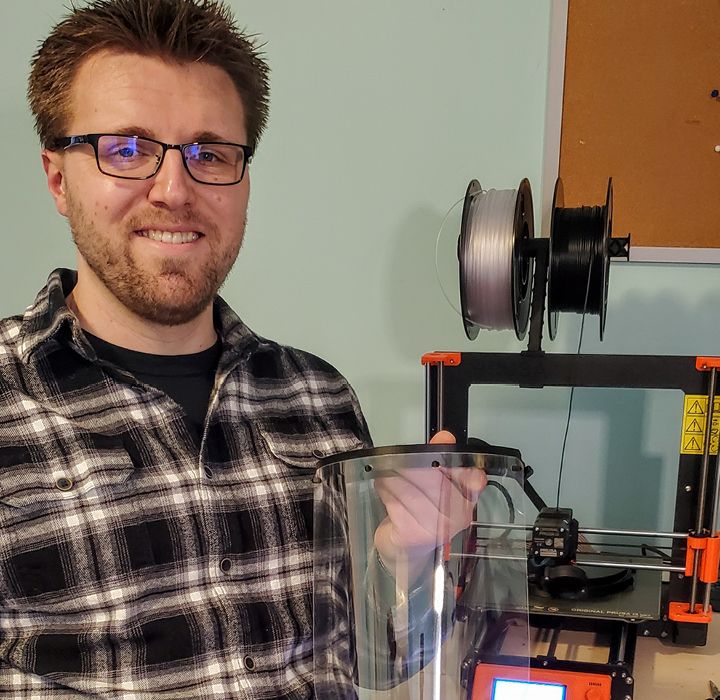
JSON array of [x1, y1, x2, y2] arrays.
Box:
[[44, 51, 250, 326]]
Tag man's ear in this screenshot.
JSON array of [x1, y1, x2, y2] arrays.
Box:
[[42, 149, 68, 217]]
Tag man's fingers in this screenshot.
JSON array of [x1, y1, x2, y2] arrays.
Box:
[[427, 431, 487, 501], [373, 432, 487, 558], [451, 467, 488, 500]]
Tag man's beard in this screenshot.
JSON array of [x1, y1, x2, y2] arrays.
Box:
[[66, 195, 243, 326]]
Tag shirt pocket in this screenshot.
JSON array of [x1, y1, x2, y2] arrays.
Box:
[[257, 420, 366, 471], [0, 433, 135, 512]]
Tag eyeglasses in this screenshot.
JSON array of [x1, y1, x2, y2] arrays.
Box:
[[51, 133, 253, 186]]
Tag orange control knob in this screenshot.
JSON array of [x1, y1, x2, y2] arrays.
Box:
[[585, 689, 604, 700]]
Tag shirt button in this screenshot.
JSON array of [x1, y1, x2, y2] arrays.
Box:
[[244, 656, 255, 671], [312, 449, 324, 458], [219, 557, 232, 573], [203, 466, 213, 479], [55, 476, 73, 491]]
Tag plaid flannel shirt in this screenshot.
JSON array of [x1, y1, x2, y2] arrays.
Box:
[[0, 269, 370, 699]]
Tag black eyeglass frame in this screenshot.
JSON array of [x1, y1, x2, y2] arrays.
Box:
[[51, 133, 254, 186]]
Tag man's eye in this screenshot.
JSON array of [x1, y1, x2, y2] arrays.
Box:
[[115, 147, 138, 158], [194, 149, 231, 165]]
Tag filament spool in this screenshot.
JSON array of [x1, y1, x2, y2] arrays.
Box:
[[547, 178, 613, 340], [458, 179, 534, 340]]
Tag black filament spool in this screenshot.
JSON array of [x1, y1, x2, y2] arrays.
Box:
[[548, 178, 613, 340], [458, 178, 535, 341]]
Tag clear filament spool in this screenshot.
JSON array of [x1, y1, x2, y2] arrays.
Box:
[[459, 179, 534, 340]]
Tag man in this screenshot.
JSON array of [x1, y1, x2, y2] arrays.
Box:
[[0, 1, 483, 696], [1, 1, 372, 696]]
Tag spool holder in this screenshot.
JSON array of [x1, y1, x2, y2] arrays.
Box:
[[457, 177, 630, 351], [458, 178, 630, 352]]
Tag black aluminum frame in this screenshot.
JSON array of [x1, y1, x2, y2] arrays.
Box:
[[426, 351, 716, 698]]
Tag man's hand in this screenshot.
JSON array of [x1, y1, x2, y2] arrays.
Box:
[[373, 431, 487, 579]]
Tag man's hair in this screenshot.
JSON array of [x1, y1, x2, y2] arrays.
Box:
[[28, 0, 270, 148]]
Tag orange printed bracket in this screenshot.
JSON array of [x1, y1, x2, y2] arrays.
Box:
[[668, 601, 712, 624], [684, 533, 720, 583], [421, 352, 461, 367], [696, 356, 720, 371]]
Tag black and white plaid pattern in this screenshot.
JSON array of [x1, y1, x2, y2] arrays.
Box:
[[0, 269, 370, 698]]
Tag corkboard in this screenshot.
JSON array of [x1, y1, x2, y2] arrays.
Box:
[[559, 0, 720, 252]]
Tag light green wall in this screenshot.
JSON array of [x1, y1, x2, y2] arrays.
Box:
[[2, 2, 718, 533], [0, 0, 553, 441]]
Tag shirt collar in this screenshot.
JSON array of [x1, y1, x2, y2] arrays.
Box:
[[18, 268, 259, 364], [18, 268, 80, 362]]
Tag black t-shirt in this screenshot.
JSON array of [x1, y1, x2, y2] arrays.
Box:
[[86, 332, 222, 445]]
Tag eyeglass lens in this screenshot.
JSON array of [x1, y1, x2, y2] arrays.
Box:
[[95, 135, 246, 184]]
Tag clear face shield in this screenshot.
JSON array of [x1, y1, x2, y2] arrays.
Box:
[[313, 444, 532, 699]]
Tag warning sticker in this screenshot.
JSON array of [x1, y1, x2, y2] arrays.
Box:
[[680, 395, 720, 455]]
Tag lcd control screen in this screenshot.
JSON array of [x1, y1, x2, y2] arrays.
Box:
[[492, 678, 567, 700]]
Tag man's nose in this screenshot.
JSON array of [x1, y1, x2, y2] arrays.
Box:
[[147, 148, 195, 209]]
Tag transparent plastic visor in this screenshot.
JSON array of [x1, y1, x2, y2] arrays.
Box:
[[313, 445, 531, 699]]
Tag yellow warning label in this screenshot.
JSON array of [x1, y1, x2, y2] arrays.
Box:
[[687, 400, 706, 415], [684, 436, 703, 452], [685, 418, 704, 433], [680, 395, 720, 455]]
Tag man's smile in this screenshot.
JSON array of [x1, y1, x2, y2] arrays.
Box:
[[136, 229, 202, 244]]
